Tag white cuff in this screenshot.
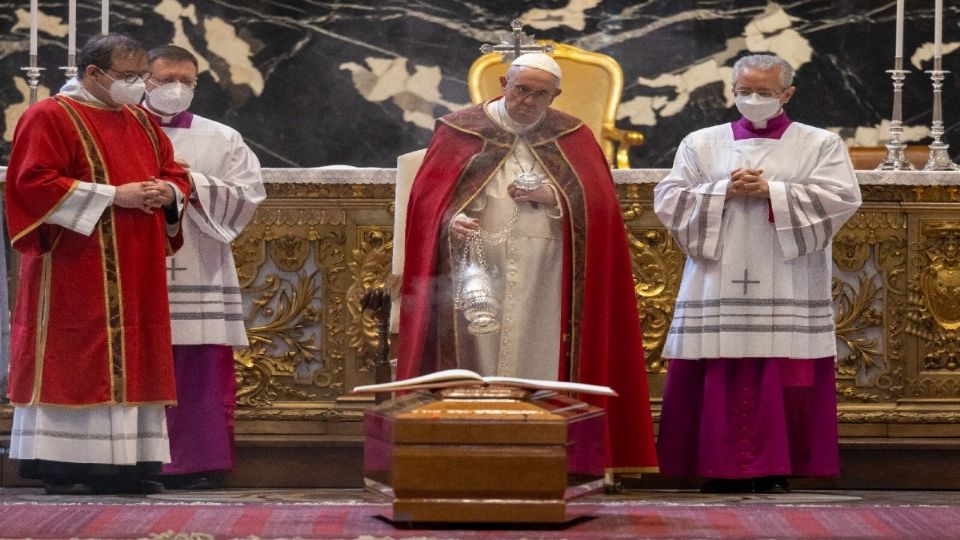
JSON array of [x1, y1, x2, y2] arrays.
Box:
[[46, 182, 116, 236]]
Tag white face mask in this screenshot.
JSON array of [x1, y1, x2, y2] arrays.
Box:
[[735, 93, 782, 123], [147, 82, 195, 116], [96, 71, 146, 106]]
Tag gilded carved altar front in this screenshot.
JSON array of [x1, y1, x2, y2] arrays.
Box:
[[230, 183, 396, 422], [227, 175, 960, 434]]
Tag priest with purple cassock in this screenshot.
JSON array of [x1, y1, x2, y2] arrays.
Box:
[[142, 46, 265, 489], [653, 54, 862, 494]]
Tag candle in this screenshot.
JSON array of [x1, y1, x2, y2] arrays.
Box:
[[895, 0, 904, 58], [102, 0, 109, 34], [68, 0, 76, 57], [29, 0, 38, 56], [934, 0, 943, 58]]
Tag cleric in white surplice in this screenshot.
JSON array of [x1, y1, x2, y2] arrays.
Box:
[[142, 45, 265, 489], [653, 54, 862, 494]]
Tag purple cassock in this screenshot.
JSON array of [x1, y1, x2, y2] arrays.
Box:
[[163, 345, 236, 475], [151, 107, 265, 479], [656, 112, 841, 480]]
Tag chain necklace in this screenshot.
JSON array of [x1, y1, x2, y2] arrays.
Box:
[[497, 103, 544, 191]]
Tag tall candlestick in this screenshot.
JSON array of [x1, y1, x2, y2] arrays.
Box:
[[68, 0, 76, 57], [29, 0, 38, 56], [895, 0, 904, 58], [62, 0, 78, 80], [877, 57, 915, 171], [102, 0, 109, 34], [923, 63, 958, 170], [24, 0, 45, 106], [934, 0, 943, 58], [924, 6, 957, 173]]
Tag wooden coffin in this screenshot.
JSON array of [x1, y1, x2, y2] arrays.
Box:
[[363, 385, 606, 523]]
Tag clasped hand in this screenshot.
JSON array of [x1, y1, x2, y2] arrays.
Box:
[[727, 168, 769, 199], [114, 178, 175, 214]]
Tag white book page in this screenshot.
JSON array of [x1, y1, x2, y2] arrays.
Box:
[[483, 376, 617, 396], [353, 369, 616, 396], [353, 368, 483, 393]]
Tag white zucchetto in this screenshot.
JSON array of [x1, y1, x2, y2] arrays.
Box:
[[510, 53, 562, 80]]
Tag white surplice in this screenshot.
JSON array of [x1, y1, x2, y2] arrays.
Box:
[[11, 406, 170, 465], [157, 113, 265, 346], [456, 100, 564, 380], [654, 121, 862, 360]]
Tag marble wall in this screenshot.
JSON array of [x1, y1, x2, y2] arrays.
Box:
[[1, 0, 959, 168]]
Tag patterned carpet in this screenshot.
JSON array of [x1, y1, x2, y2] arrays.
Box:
[[1, 488, 959, 539]]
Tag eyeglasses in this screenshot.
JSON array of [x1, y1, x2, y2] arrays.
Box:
[[99, 67, 152, 84], [734, 88, 784, 98], [508, 83, 555, 102], [150, 76, 198, 89]]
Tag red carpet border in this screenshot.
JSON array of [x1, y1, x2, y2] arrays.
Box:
[[1, 501, 959, 539]]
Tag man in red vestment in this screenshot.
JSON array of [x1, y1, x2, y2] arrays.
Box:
[[5, 34, 190, 494], [396, 53, 657, 479]]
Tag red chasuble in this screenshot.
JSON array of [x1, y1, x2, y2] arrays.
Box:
[[5, 96, 190, 406], [396, 101, 658, 472]]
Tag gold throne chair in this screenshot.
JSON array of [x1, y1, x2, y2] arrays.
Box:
[[467, 41, 644, 169]]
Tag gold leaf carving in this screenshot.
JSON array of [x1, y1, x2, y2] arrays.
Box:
[[346, 227, 394, 368], [833, 236, 871, 272], [833, 274, 883, 388], [266, 182, 396, 200], [839, 410, 960, 423], [832, 211, 907, 402], [905, 222, 960, 371], [271, 235, 310, 272], [620, 202, 643, 221], [236, 271, 326, 406], [232, 234, 266, 289], [918, 225, 960, 330], [627, 228, 683, 372]]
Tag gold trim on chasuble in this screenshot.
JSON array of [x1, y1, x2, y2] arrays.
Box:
[[9, 182, 79, 248], [53, 96, 128, 403], [27, 255, 53, 404], [126, 105, 162, 168]]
